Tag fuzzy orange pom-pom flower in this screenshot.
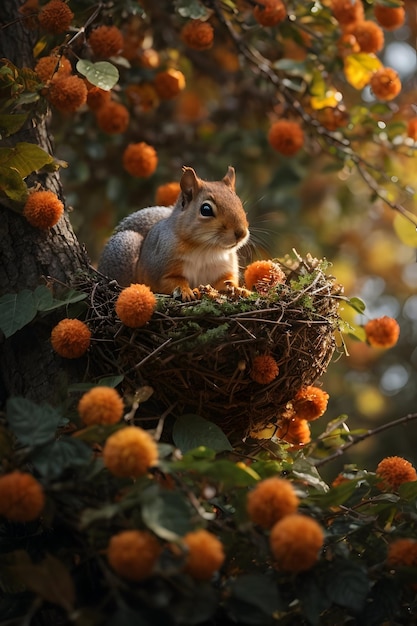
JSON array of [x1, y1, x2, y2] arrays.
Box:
[[0, 471, 45, 522], [292, 385, 329, 421], [78, 386, 124, 426], [50, 318, 91, 359], [38, 0, 73, 34], [154, 69, 186, 100], [268, 119, 304, 156], [244, 259, 286, 292], [370, 67, 401, 101], [86, 85, 112, 111], [88, 25, 124, 59], [376, 456, 417, 491], [115, 283, 156, 328], [23, 190, 64, 229], [330, 0, 364, 26], [250, 354, 279, 385], [253, 0, 287, 27], [35, 54, 72, 83], [407, 117, 417, 141], [374, 3, 405, 31], [108, 530, 161, 581], [386, 538, 417, 568], [155, 182, 181, 206], [181, 19, 214, 50], [270, 513, 324, 572], [350, 20, 384, 54], [182, 529, 225, 580], [47, 75, 88, 113], [364, 316, 400, 348], [276, 417, 311, 445], [246, 477, 299, 528], [103, 426, 158, 477], [122, 142, 158, 178], [95, 101, 130, 134]]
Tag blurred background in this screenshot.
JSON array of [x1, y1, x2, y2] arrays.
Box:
[[48, 0, 417, 477]]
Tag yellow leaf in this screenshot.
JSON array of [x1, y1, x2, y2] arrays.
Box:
[[393, 213, 417, 247], [311, 88, 340, 110], [344, 53, 382, 90]]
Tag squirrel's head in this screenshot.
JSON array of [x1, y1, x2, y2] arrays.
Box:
[[178, 166, 249, 250]]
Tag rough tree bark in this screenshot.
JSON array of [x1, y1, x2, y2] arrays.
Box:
[[0, 2, 91, 406]]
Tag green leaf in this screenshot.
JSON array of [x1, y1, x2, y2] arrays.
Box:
[[173, 414, 232, 453], [6, 397, 62, 446], [398, 480, 417, 501], [231, 573, 282, 614], [308, 478, 359, 509], [0, 142, 55, 177], [0, 166, 28, 203], [141, 488, 194, 541], [0, 113, 28, 137], [0, 290, 37, 338], [325, 561, 369, 612], [175, 0, 211, 19], [347, 296, 366, 314], [31, 438, 92, 479], [76, 59, 119, 90], [32, 284, 54, 311], [297, 573, 331, 626]]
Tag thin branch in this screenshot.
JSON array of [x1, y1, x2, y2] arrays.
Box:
[[314, 412, 417, 468]]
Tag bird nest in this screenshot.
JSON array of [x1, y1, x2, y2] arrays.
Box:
[[78, 253, 343, 441]]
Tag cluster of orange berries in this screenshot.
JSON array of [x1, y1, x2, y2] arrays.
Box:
[[277, 385, 330, 446], [49, 284, 156, 360], [246, 476, 324, 572], [331, 0, 404, 101]]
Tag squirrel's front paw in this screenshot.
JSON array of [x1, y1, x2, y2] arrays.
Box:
[[173, 286, 200, 301], [223, 281, 252, 299]]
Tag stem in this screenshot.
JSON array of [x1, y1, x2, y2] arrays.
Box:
[[314, 412, 417, 468]]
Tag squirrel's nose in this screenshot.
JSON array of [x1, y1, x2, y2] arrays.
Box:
[[235, 227, 247, 242]]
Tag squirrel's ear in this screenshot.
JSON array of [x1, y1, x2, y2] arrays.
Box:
[[180, 167, 201, 201], [223, 166, 236, 190]]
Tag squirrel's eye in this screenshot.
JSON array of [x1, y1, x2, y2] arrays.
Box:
[[200, 202, 214, 217]]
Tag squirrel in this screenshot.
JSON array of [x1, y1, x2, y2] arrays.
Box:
[[98, 166, 250, 300]]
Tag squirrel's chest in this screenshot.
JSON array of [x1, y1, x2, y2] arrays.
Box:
[[182, 248, 237, 287]]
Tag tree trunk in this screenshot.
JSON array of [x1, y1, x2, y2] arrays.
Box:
[[0, 2, 90, 405]]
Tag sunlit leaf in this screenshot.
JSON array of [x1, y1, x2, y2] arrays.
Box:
[[344, 53, 382, 90], [0, 142, 55, 177], [0, 165, 28, 203], [76, 59, 119, 91], [0, 113, 28, 137], [393, 213, 417, 247]]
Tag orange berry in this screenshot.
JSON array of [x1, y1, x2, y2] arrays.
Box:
[[0, 471, 45, 522], [253, 0, 287, 27], [154, 69, 186, 100], [18, 0, 40, 29], [78, 386, 124, 426], [276, 417, 311, 445], [374, 3, 405, 31], [364, 316, 400, 348], [38, 0, 73, 34], [108, 530, 161, 581], [370, 67, 401, 101], [86, 85, 111, 111], [182, 529, 225, 580], [386, 539, 417, 568], [181, 19, 214, 50], [337, 33, 360, 57], [155, 182, 181, 206], [376, 456, 417, 491], [125, 84, 159, 112], [34, 54, 72, 83], [23, 190, 64, 229], [270, 514, 324, 572], [246, 477, 299, 528], [122, 142, 158, 178], [250, 354, 279, 384], [50, 318, 91, 359], [47, 75, 88, 113], [350, 20, 384, 54], [103, 426, 158, 478], [268, 119, 304, 156], [292, 385, 329, 421], [88, 25, 124, 58], [95, 102, 130, 134], [244, 259, 286, 292], [115, 283, 156, 327], [330, 0, 364, 26], [138, 48, 160, 69]]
